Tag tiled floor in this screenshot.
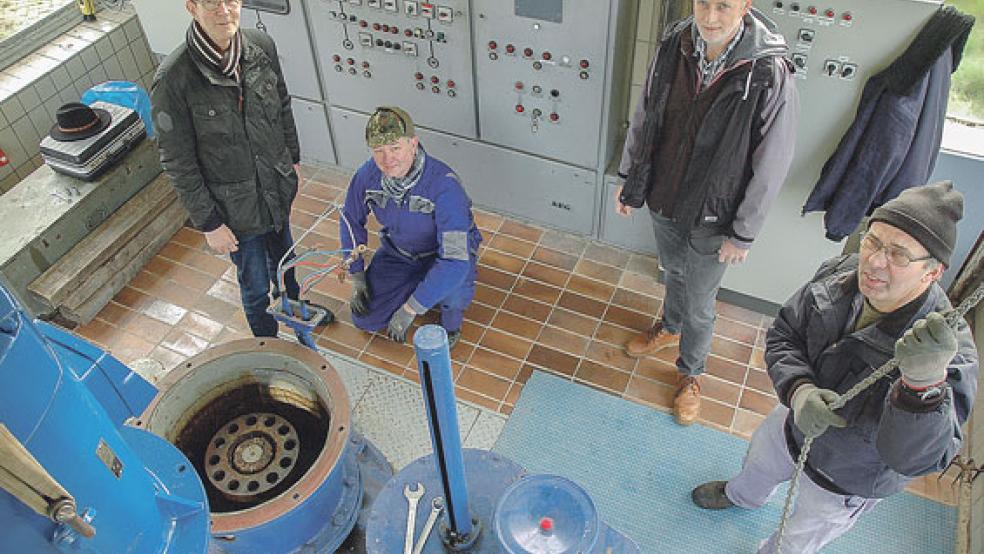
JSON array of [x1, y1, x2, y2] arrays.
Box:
[[69, 163, 957, 505]]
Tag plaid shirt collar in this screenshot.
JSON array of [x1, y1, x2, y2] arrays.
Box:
[[693, 21, 745, 90]]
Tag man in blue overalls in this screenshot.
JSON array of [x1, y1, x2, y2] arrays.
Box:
[[340, 107, 481, 347]]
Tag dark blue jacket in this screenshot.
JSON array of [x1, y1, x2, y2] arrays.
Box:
[[803, 7, 974, 241]]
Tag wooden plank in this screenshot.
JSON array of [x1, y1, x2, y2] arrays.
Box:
[[0, 424, 69, 516], [61, 199, 189, 325], [28, 174, 176, 309]]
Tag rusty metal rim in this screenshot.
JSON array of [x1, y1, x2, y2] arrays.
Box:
[[137, 338, 352, 532]]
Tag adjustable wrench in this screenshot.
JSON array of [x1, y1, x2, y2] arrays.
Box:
[[412, 496, 444, 554], [403, 483, 425, 554]]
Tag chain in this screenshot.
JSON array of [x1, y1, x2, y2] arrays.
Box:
[[774, 282, 984, 554]]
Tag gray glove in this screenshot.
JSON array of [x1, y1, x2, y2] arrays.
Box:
[[350, 272, 371, 316], [896, 312, 957, 389], [791, 384, 847, 438], [386, 305, 416, 343]]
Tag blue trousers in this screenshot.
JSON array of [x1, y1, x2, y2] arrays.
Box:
[[650, 212, 729, 376], [351, 245, 476, 333], [229, 226, 300, 337]]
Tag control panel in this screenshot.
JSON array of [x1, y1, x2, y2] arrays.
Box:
[[308, 0, 477, 138], [472, 0, 616, 169]]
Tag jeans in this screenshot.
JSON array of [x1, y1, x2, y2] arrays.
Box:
[[649, 212, 728, 376], [229, 226, 300, 337], [725, 406, 880, 554]]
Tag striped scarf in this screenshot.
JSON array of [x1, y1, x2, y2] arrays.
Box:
[[380, 145, 426, 206], [187, 21, 242, 82]]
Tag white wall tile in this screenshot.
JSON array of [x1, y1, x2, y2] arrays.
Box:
[[110, 28, 130, 52], [50, 65, 73, 92], [65, 57, 87, 81], [0, 109, 7, 128], [0, 125, 28, 167], [95, 36, 115, 60], [88, 64, 109, 86], [132, 39, 156, 76], [636, 0, 655, 43], [28, 106, 53, 142], [10, 116, 40, 159], [632, 41, 652, 87], [80, 44, 101, 70], [0, 96, 26, 125], [31, 75, 56, 104], [19, 85, 43, 112], [58, 86, 79, 104], [0, 161, 12, 181], [123, 17, 143, 43], [104, 55, 125, 81], [117, 47, 139, 81]]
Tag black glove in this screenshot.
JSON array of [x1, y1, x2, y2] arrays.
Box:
[[350, 272, 371, 316], [386, 305, 416, 343]]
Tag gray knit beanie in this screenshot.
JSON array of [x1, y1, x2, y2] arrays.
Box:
[[869, 181, 964, 267]]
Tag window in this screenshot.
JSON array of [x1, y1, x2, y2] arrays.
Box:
[[945, 0, 984, 156]]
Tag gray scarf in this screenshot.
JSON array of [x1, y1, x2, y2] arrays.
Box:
[[380, 145, 426, 206]]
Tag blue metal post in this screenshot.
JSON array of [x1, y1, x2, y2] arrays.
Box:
[[413, 324, 478, 547]]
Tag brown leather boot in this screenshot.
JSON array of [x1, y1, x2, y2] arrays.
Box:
[[624, 322, 680, 358], [674, 375, 701, 426]]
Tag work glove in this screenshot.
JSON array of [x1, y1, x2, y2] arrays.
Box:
[[896, 312, 957, 389], [349, 272, 371, 316], [386, 305, 416, 344], [791, 384, 847, 438]]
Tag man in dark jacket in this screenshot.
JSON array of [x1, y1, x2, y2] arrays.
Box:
[[615, 1, 799, 425], [151, 0, 320, 337], [691, 181, 978, 553], [340, 107, 481, 348]]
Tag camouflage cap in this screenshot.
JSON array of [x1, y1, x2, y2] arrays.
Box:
[[365, 106, 415, 147]]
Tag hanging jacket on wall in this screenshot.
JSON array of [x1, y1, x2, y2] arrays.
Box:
[[803, 6, 974, 242]]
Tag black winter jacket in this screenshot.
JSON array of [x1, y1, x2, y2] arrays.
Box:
[[151, 29, 300, 237]]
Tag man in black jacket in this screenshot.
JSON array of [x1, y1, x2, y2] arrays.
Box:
[[692, 182, 978, 553], [616, 1, 799, 425], [152, 0, 323, 337]]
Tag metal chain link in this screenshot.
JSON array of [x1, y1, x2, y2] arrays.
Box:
[[774, 282, 984, 554]]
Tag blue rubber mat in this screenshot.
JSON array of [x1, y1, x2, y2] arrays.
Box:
[[492, 372, 956, 553]]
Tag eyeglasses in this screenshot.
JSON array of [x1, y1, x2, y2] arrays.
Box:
[[197, 0, 241, 12], [859, 232, 933, 268]]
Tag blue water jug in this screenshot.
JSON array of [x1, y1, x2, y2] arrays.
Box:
[[82, 81, 155, 137]]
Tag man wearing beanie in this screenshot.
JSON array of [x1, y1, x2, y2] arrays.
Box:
[[690, 181, 979, 553], [339, 107, 481, 347]]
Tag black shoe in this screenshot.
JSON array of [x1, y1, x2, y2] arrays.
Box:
[[692, 481, 734, 510], [447, 330, 460, 349]]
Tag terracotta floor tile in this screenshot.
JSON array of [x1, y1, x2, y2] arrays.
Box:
[[149, 345, 187, 371], [715, 301, 765, 327], [193, 295, 241, 324], [557, 291, 607, 319], [479, 329, 533, 362], [464, 302, 496, 326], [750, 346, 766, 370], [488, 234, 536, 259], [303, 181, 344, 203], [291, 211, 317, 230], [583, 340, 635, 373], [114, 286, 154, 312], [745, 368, 775, 395], [186, 250, 231, 278], [575, 360, 630, 394], [467, 346, 523, 381], [172, 226, 206, 250], [618, 270, 665, 298], [733, 409, 765, 439], [566, 275, 615, 303], [214, 326, 250, 344], [501, 295, 551, 322], [454, 386, 501, 412], [459, 321, 485, 344], [176, 312, 225, 341], [476, 266, 517, 291], [699, 399, 735, 431], [700, 374, 741, 406], [714, 317, 759, 346], [635, 357, 679, 386], [450, 343, 475, 365], [626, 253, 661, 275], [573, 258, 622, 286], [583, 243, 630, 269], [498, 219, 543, 243], [206, 280, 242, 307], [593, 322, 635, 349], [479, 249, 527, 275], [74, 318, 116, 347], [490, 311, 542, 341], [739, 388, 778, 416], [169, 265, 217, 293], [128, 269, 167, 294], [538, 230, 587, 257], [293, 194, 331, 217], [520, 261, 569, 288], [504, 382, 523, 406], [711, 336, 753, 365], [516, 364, 535, 384], [160, 329, 209, 358], [473, 210, 504, 233], [499, 404, 514, 416], [537, 326, 589, 357], [121, 310, 172, 340], [532, 246, 578, 271], [106, 331, 157, 364], [624, 375, 675, 411], [142, 299, 188, 326], [457, 367, 511, 401], [363, 335, 415, 367], [316, 338, 362, 360], [603, 305, 655, 332], [705, 354, 748, 385], [319, 321, 371, 351], [526, 344, 579, 376], [153, 281, 201, 311], [546, 308, 597, 337], [756, 328, 768, 349], [610, 288, 662, 316], [511, 278, 562, 305], [95, 301, 135, 327], [158, 242, 198, 266], [360, 352, 405, 378], [143, 255, 178, 278]]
